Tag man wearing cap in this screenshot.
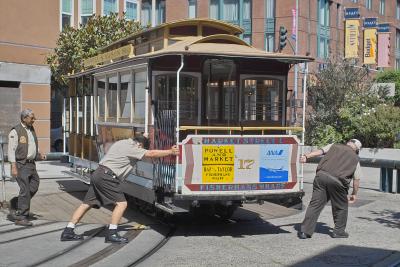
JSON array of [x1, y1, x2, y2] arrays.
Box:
[[60, 134, 179, 244], [298, 139, 362, 239], [8, 109, 46, 226]]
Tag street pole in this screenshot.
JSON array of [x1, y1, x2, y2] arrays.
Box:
[[293, 0, 299, 125]]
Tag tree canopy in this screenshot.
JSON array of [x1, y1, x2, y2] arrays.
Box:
[[375, 70, 400, 106], [306, 59, 400, 148], [47, 14, 142, 87]]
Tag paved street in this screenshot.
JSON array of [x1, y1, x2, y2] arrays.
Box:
[[0, 161, 399, 267]]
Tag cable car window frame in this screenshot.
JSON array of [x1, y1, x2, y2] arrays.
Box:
[[152, 71, 202, 126], [239, 74, 286, 126]]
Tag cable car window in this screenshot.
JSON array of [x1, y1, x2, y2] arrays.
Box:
[[65, 97, 70, 133], [155, 74, 199, 125], [97, 77, 106, 119], [242, 78, 283, 123], [120, 72, 132, 120], [83, 76, 92, 135], [77, 77, 83, 133], [71, 96, 76, 132], [203, 59, 238, 126], [180, 76, 198, 123], [107, 75, 118, 121], [134, 71, 146, 122]]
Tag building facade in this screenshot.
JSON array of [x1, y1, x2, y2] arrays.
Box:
[[1, 0, 400, 153]]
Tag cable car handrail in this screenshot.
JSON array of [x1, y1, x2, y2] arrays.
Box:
[[179, 126, 304, 135]]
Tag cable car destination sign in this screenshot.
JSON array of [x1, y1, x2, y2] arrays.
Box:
[[84, 44, 134, 68], [181, 135, 299, 192]]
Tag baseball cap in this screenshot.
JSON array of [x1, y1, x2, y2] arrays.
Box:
[[349, 139, 362, 151]]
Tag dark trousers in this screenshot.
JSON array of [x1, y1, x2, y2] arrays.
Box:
[[13, 162, 40, 218], [301, 171, 348, 236]]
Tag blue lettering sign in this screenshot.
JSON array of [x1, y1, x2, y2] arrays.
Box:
[[364, 17, 377, 28], [344, 8, 360, 19]]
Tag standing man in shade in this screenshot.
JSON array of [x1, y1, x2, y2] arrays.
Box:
[[60, 134, 179, 244], [298, 139, 362, 239], [8, 109, 46, 226]]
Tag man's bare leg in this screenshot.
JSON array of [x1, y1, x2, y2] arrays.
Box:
[[70, 203, 91, 224], [106, 201, 128, 243], [110, 201, 127, 225], [60, 203, 91, 241]]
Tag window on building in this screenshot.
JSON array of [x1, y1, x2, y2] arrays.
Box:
[[223, 0, 239, 22], [209, 0, 220, 19], [80, 0, 94, 26], [61, 0, 73, 30], [397, 0, 400, 20], [243, 0, 251, 20], [350, 0, 357, 2], [317, 0, 330, 59], [209, 0, 252, 44], [265, 0, 275, 52], [188, 0, 197, 18], [125, 0, 137, 20], [379, 0, 385, 15], [103, 0, 118, 16], [156, 0, 166, 25], [141, 0, 151, 26], [243, 34, 252, 45], [366, 0, 372, 10]]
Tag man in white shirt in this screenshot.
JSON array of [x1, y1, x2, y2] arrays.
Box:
[[61, 134, 179, 243], [8, 109, 45, 226]]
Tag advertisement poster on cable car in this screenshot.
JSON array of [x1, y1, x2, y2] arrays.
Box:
[[182, 135, 298, 192]]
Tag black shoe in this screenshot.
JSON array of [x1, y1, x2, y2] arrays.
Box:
[[15, 218, 33, 226], [9, 197, 18, 211], [105, 229, 128, 244], [298, 232, 312, 239], [7, 210, 18, 222], [60, 227, 84, 241], [331, 231, 349, 238]]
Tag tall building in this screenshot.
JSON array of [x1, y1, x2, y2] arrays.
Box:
[[1, 0, 399, 153]]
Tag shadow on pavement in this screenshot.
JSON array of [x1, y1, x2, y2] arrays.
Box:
[[54, 179, 154, 226], [55, 180, 300, 238], [290, 245, 399, 267], [357, 209, 400, 229]]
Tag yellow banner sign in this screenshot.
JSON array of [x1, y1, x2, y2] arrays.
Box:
[[363, 28, 377, 65], [345, 20, 359, 58], [84, 44, 134, 68], [202, 146, 234, 183]]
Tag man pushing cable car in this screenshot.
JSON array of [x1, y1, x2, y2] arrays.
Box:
[[60, 134, 179, 244]]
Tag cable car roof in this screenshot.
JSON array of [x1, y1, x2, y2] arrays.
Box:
[[145, 35, 313, 64]]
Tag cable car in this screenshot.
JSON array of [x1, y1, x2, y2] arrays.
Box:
[[64, 18, 313, 218]]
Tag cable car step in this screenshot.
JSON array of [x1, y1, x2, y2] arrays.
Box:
[[154, 202, 189, 214]]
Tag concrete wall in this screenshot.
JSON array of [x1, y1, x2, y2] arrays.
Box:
[[0, 63, 51, 154]]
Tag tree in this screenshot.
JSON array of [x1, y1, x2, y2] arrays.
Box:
[[306, 58, 371, 146], [47, 13, 142, 87], [305, 58, 400, 148], [375, 70, 400, 106]]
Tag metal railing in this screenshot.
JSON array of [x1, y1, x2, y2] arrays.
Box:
[[307, 156, 400, 193]]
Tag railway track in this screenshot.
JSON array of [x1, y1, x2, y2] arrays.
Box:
[[0, 209, 175, 267]]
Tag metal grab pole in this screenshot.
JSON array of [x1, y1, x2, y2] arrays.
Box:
[[176, 55, 184, 192], [0, 135, 7, 207], [300, 61, 309, 191]]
